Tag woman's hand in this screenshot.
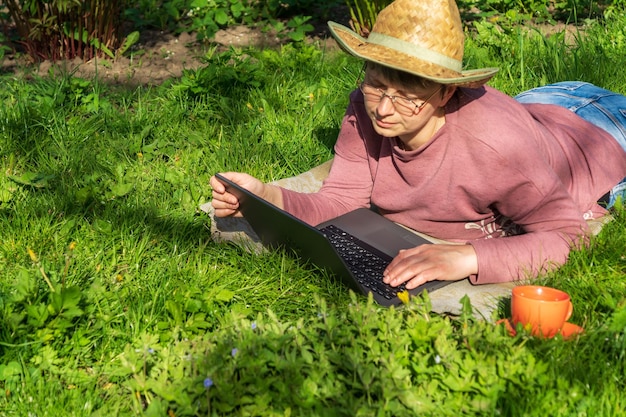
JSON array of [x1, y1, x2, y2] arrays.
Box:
[[210, 172, 283, 217], [383, 244, 478, 289]]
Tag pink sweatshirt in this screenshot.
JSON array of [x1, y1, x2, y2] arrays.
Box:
[[281, 86, 626, 284]]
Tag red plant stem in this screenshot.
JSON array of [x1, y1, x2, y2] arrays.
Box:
[[4, 0, 125, 62]]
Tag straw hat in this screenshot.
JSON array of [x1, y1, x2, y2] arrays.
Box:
[[328, 0, 498, 88]]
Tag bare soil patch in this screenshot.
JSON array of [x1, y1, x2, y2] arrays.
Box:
[[1, 23, 340, 87]]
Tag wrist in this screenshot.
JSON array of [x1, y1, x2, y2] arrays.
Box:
[[461, 244, 479, 276], [262, 184, 285, 210]]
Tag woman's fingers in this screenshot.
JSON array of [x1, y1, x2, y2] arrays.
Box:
[[383, 244, 478, 289]]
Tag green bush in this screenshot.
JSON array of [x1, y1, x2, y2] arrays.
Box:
[[183, 0, 318, 41], [123, 0, 192, 31], [122, 0, 325, 42], [459, 0, 610, 22]]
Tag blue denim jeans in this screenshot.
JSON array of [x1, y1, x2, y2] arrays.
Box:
[[515, 81, 626, 208]]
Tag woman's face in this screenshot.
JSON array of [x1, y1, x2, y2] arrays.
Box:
[[362, 67, 451, 147]]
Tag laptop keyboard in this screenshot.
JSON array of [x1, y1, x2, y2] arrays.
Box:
[[319, 225, 407, 300]]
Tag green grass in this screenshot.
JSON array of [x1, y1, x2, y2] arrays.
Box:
[[1, 14, 626, 416]]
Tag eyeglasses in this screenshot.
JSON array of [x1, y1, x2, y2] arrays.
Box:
[[359, 82, 441, 116]]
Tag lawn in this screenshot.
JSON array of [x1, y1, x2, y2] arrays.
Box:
[[1, 8, 626, 417]]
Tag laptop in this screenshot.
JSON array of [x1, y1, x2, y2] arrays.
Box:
[[214, 173, 451, 306]]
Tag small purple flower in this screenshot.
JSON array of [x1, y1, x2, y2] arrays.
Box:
[[231, 348, 238, 357], [147, 348, 155, 354], [204, 377, 214, 389], [251, 322, 257, 330]]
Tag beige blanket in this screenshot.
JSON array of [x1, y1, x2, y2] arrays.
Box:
[[202, 159, 611, 319]]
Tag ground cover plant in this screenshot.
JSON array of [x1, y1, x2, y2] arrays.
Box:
[[1, 3, 626, 416]]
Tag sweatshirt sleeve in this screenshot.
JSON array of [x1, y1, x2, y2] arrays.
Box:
[[461, 134, 591, 284], [281, 91, 375, 225], [467, 198, 590, 284]]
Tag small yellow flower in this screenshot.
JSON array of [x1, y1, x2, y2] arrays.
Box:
[[246, 102, 253, 110], [137, 152, 143, 159], [68, 241, 77, 251], [397, 290, 410, 305], [27, 248, 38, 263], [116, 274, 123, 282]]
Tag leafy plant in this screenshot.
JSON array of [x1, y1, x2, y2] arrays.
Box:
[[184, 0, 316, 42], [1, 244, 85, 346], [1, 0, 137, 61], [124, 0, 193, 31], [171, 47, 265, 102], [456, 0, 611, 22], [345, 0, 392, 37], [268, 14, 314, 42], [0, 32, 11, 64]]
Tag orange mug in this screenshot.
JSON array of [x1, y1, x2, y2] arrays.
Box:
[[511, 285, 573, 338]]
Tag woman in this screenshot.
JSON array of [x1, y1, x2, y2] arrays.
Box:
[[210, 0, 626, 289]]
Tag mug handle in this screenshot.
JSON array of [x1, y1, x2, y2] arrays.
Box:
[[565, 301, 573, 322]]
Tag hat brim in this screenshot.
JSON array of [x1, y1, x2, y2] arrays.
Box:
[[328, 22, 498, 88]]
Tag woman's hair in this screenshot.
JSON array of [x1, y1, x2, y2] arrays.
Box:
[[365, 61, 445, 94], [363, 61, 451, 97]]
